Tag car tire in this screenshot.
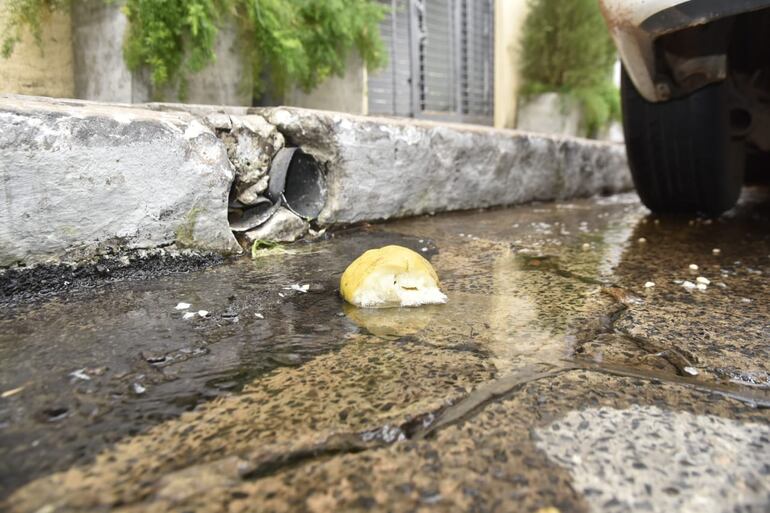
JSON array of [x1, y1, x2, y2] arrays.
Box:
[[620, 67, 745, 215]]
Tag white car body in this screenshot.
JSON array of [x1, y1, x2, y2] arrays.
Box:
[[600, 0, 770, 102]]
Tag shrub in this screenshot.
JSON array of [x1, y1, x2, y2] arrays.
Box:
[[1, 0, 387, 99], [519, 0, 619, 136]]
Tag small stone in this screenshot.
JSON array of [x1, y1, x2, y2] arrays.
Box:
[[683, 366, 699, 376], [682, 281, 696, 290], [696, 277, 710, 285], [637, 237, 647, 244], [132, 383, 146, 395], [712, 248, 721, 256], [582, 243, 591, 251], [228, 115, 285, 185], [175, 302, 191, 310], [421, 247, 429, 252], [243, 207, 309, 245], [696, 283, 708, 291], [689, 264, 699, 271], [69, 369, 91, 381], [644, 282, 655, 288], [236, 179, 270, 205], [289, 284, 310, 293], [254, 313, 264, 319], [183, 312, 196, 320], [204, 112, 232, 130], [198, 310, 210, 318]]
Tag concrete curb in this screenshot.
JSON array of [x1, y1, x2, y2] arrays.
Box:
[[0, 95, 632, 268]]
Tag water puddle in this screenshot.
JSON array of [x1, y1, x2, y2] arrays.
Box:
[[2, 190, 770, 503]]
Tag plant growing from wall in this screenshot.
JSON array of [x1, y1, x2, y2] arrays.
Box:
[[519, 0, 619, 137], [1, 0, 387, 99]]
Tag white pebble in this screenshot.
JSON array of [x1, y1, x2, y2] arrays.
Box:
[[132, 383, 146, 395], [637, 237, 647, 244], [182, 312, 196, 320], [696, 283, 708, 291], [683, 366, 699, 376], [682, 281, 696, 290], [289, 284, 310, 293], [254, 313, 265, 319], [69, 369, 91, 381], [644, 282, 655, 288], [582, 243, 591, 251], [696, 277, 710, 285], [689, 264, 699, 271], [712, 248, 721, 256], [175, 302, 191, 310], [197, 310, 210, 318], [421, 247, 429, 252]]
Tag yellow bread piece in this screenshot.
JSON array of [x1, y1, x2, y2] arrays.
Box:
[[340, 245, 448, 308]]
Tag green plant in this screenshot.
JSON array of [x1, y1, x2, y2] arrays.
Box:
[[1, 0, 69, 58], [1, 0, 387, 99], [519, 0, 619, 137]]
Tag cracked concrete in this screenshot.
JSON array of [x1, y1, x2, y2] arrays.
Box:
[[0, 95, 631, 269], [2, 190, 769, 512]]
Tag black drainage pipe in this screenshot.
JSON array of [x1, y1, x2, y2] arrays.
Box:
[[267, 148, 327, 220]]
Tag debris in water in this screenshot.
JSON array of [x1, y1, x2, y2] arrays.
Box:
[[644, 281, 655, 288], [69, 369, 91, 381], [197, 310, 210, 318], [175, 302, 191, 310], [712, 248, 721, 256], [682, 281, 696, 290], [254, 313, 264, 319], [696, 283, 708, 291], [603, 287, 643, 306], [696, 277, 710, 285], [340, 245, 447, 308], [183, 312, 196, 320], [689, 264, 699, 271], [287, 284, 310, 293], [683, 366, 699, 376], [132, 383, 146, 395], [1, 386, 25, 398]]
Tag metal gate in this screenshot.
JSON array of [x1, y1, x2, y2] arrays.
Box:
[[367, 0, 495, 125]]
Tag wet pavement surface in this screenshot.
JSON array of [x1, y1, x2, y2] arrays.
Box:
[[1, 190, 769, 512]]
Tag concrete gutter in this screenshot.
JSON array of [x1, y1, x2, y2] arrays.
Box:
[[0, 94, 632, 268]]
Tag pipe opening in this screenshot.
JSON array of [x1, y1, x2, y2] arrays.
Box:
[[730, 108, 752, 137], [267, 148, 327, 220], [227, 146, 326, 250]]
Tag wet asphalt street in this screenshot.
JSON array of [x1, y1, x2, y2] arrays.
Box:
[[1, 189, 769, 512]]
